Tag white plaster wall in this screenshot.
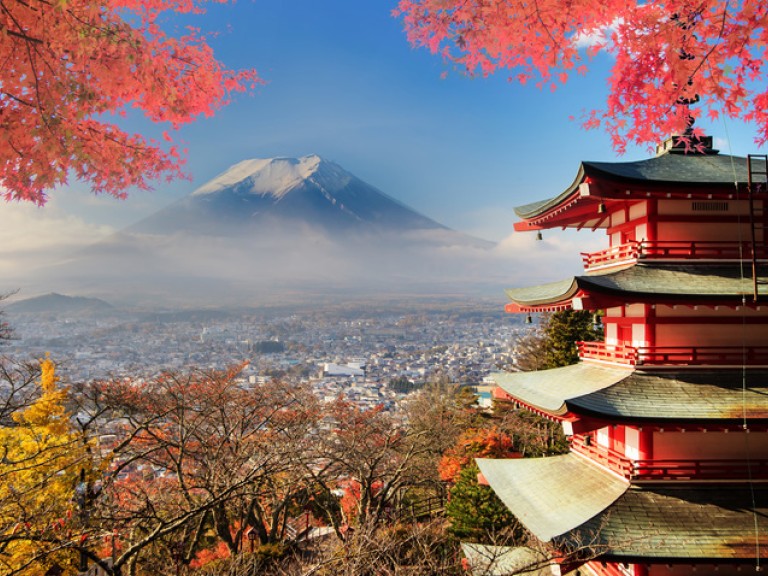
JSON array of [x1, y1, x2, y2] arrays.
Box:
[[597, 426, 610, 448], [652, 431, 768, 460], [625, 427, 640, 460], [656, 324, 768, 347]]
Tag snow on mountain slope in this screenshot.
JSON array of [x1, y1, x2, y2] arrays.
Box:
[[192, 155, 331, 199], [132, 155, 449, 236]]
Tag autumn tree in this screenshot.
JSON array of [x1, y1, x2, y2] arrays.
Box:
[[397, 0, 768, 149], [0, 357, 93, 575], [77, 366, 319, 574], [438, 427, 517, 484], [0, 293, 13, 343], [404, 376, 484, 493], [1, 0, 260, 203], [0, 357, 40, 422], [306, 399, 432, 537], [311, 519, 465, 576]]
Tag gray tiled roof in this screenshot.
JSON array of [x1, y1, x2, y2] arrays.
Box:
[[515, 152, 749, 219], [505, 263, 768, 306], [477, 454, 629, 542], [585, 152, 749, 185], [568, 485, 768, 560], [494, 366, 768, 421], [460, 544, 558, 576], [481, 455, 768, 560], [492, 364, 634, 415], [569, 369, 768, 421]]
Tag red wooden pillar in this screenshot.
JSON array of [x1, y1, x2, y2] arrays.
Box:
[[638, 427, 653, 460], [645, 304, 656, 350], [646, 199, 658, 243]]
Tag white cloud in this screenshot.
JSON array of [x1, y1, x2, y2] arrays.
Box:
[[491, 228, 603, 284], [572, 18, 623, 50], [0, 199, 114, 285]]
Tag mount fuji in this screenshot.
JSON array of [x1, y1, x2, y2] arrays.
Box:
[[130, 155, 449, 236], [38, 156, 502, 306]]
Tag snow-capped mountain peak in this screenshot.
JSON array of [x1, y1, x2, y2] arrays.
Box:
[[192, 154, 327, 199]]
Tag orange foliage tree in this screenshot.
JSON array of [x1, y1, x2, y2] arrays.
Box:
[[397, 0, 768, 150], [1, 0, 260, 203], [438, 427, 517, 484]]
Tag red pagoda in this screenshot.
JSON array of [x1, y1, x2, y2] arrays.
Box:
[[476, 136, 768, 576]]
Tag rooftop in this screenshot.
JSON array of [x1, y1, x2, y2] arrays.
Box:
[[494, 365, 768, 422], [514, 151, 751, 221], [477, 453, 629, 542], [505, 263, 768, 310], [479, 454, 768, 561]]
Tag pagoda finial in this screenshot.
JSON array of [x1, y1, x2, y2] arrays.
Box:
[[655, 10, 717, 156]]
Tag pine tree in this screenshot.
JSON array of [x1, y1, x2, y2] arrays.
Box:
[[445, 464, 519, 543]]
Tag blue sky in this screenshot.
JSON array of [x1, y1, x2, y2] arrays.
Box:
[[1, 0, 763, 278]]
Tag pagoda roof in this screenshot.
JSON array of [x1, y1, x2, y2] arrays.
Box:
[[505, 263, 767, 310], [494, 365, 768, 422], [570, 484, 768, 561], [515, 151, 750, 221], [460, 544, 559, 576], [476, 453, 629, 542], [493, 364, 634, 417], [479, 455, 768, 560]]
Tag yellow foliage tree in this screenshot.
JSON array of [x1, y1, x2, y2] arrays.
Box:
[[0, 357, 90, 575]]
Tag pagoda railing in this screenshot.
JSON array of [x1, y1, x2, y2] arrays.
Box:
[[571, 437, 768, 480], [582, 240, 768, 271], [631, 458, 768, 480], [578, 341, 768, 366], [571, 436, 634, 478]]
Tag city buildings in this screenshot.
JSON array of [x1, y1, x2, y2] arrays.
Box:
[[480, 135, 768, 575]]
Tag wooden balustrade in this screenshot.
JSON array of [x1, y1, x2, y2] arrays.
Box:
[[631, 458, 768, 480], [571, 435, 768, 480], [581, 240, 768, 270], [577, 341, 768, 366]]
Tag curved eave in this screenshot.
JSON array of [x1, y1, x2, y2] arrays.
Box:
[[566, 369, 768, 422], [505, 278, 580, 309], [514, 164, 587, 220], [513, 153, 755, 231], [506, 264, 768, 310], [477, 453, 629, 542], [492, 364, 635, 417]]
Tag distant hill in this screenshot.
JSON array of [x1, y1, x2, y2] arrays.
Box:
[[5, 293, 114, 315]]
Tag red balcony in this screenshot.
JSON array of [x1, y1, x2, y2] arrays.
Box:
[[631, 458, 768, 480], [571, 436, 768, 480], [571, 435, 634, 478], [578, 341, 768, 366], [581, 240, 768, 271], [577, 342, 639, 365]]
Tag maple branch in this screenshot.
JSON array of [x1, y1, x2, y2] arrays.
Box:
[[532, 0, 561, 68], [687, 0, 730, 84]]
